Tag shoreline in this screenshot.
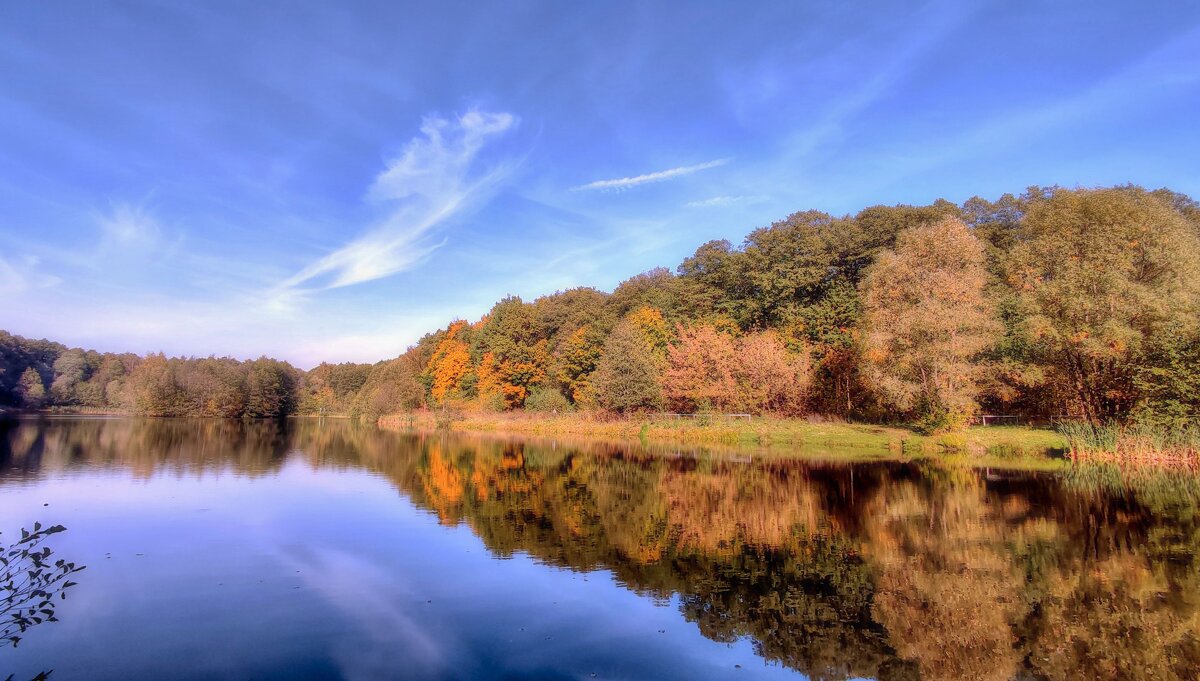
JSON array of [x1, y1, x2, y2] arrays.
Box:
[[377, 411, 1070, 466]]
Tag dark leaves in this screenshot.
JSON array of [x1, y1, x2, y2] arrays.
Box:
[[1, 525, 84, 648]]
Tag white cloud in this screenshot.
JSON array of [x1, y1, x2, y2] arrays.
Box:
[[571, 158, 729, 191], [274, 110, 517, 296], [685, 195, 768, 208]]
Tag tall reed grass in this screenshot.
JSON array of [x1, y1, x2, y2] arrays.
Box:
[[1057, 420, 1200, 468]]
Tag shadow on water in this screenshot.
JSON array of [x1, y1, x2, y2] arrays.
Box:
[[1, 417, 1198, 680]]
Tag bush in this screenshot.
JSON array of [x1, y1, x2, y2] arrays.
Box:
[[524, 387, 572, 413], [912, 403, 971, 435]]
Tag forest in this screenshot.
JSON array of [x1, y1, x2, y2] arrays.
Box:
[[2, 184, 1198, 433]]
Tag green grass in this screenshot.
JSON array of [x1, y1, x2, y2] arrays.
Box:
[[380, 412, 1068, 467]]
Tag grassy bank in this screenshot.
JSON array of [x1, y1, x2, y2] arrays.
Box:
[[379, 411, 1068, 463]]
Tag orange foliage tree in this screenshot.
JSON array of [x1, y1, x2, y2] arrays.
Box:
[[664, 324, 810, 415], [735, 329, 810, 415], [663, 324, 740, 412], [427, 321, 473, 405]]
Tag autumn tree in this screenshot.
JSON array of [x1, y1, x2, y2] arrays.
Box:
[[125, 353, 183, 416], [1006, 187, 1200, 422], [3, 183, 1199, 426], [471, 297, 550, 409], [662, 324, 740, 413], [554, 325, 604, 406], [735, 330, 810, 416], [177, 357, 246, 417], [244, 357, 297, 418], [664, 325, 810, 415], [625, 306, 671, 355], [426, 321, 473, 406], [861, 217, 1000, 432]]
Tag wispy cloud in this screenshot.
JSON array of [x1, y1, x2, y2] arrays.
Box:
[[97, 201, 161, 247], [571, 158, 729, 191], [685, 194, 768, 208], [0, 254, 59, 295], [273, 110, 517, 299]]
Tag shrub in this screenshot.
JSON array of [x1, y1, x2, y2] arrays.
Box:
[[525, 387, 572, 413]]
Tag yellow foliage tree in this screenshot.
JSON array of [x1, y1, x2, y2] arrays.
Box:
[[860, 217, 1000, 431]]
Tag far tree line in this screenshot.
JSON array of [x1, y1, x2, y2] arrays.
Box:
[[2, 184, 1197, 432]]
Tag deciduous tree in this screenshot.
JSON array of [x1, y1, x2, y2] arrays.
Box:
[[1006, 187, 1200, 421], [861, 217, 1000, 431], [591, 318, 664, 413]]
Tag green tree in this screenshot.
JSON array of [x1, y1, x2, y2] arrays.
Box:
[[533, 287, 613, 341], [49, 349, 89, 404], [353, 353, 425, 421], [1006, 187, 1200, 421], [608, 268, 679, 319], [16, 367, 46, 409], [591, 318, 664, 413], [739, 210, 837, 327], [1129, 329, 1200, 427]]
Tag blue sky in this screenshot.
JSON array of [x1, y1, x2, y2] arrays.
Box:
[[1, 1, 1198, 367]]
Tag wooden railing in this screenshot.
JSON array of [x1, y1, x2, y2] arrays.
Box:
[[653, 413, 753, 421]]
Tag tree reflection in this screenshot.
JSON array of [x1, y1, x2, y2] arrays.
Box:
[[398, 436, 1200, 680], [2, 418, 1199, 679]]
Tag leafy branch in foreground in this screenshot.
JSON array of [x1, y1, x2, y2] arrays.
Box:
[[2, 523, 85, 648]]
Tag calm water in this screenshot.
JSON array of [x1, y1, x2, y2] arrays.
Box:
[[1, 418, 1197, 681]]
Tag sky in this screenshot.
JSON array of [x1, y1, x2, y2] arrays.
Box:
[[1, 1, 1198, 368]]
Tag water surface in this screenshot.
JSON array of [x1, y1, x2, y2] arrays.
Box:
[[1, 417, 1197, 680]]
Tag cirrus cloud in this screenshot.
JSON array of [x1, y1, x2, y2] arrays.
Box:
[[685, 194, 768, 208], [571, 158, 729, 191], [273, 110, 518, 297]]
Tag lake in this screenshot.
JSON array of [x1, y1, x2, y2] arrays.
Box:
[[1, 417, 1197, 681]]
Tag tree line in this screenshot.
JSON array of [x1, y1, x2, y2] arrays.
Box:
[[3, 184, 1198, 431], [0, 338, 300, 418]]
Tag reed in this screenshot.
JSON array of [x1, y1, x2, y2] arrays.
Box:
[[1057, 420, 1200, 469]]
